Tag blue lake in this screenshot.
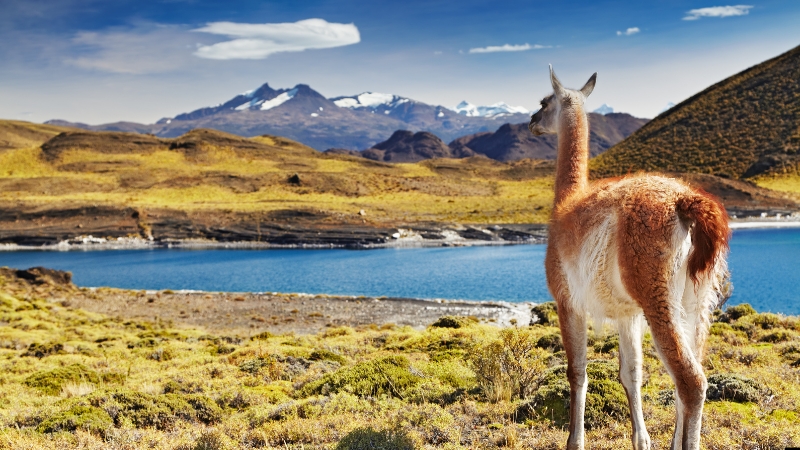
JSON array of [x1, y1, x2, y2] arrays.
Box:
[[1, 227, 799, 314]]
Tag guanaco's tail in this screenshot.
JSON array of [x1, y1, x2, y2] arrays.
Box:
[[676, 191, 730, 284]]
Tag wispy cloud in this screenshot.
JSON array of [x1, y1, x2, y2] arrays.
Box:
[[616, 27, 640, 36], [65, 24, 195, 74], [468, 43, 550, 54], [683, 5, 753, 20], [192, 18, 360, 60]]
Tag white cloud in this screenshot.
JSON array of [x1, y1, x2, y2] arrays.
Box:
[[683, 5, 753, 20], [192, 18, 360, 60], [468, 43, 550, 54], [616, 27, 640, 36]]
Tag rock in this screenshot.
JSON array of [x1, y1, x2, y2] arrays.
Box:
[[13, 267, 73, 287]]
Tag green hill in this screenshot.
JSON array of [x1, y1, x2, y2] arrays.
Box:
[[592, 44, 800, 179]]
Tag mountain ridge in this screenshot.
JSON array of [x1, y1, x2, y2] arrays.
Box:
[[593, 43, 800, 179]]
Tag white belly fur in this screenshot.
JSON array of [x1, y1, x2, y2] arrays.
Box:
[[560, 215, 643, 322]]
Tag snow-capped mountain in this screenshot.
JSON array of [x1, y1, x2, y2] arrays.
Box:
[[452, 101, 529, 118], [330, 92, 412, 114], [50, 82, 538, 150], [593, 104, 614, 115]]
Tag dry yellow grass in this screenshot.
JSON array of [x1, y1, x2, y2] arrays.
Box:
[[0, 128, 556, 224], [753, 172, 800, 202], [2, 271, 800, 450]]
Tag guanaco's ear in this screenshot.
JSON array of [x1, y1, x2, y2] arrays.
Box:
[[580, 73, 597, 98], [549, 65, 566, 99]]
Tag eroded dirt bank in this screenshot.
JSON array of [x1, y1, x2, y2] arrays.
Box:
[[0, 204, 549, 248]]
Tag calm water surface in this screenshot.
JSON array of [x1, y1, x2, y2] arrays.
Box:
[[1, 228, 798, 314]]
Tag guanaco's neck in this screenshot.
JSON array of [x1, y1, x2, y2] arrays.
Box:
[[554, 105, 589, 205]]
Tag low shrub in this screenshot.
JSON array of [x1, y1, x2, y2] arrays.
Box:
[[593, 334, 619, 354], [531, 302, 558, 326], [239, 357, 272, 374], [517, 360, 628, 429], [720, 304, 757, 322], [22, 342, 64, 358], [535, 332, 563, 351], [335, 427, 415, 450], [24, 364, 100, 395], [470, 327, 548, 401], [300, 355, 421, 398], [430, 315, 477, 329], [36, 405, 112, 435], [88, 390, 222, 430], [309, 349, 347, 365], [706, 373, 765, 403], [251, 331, 274, 341], [759, 330, 796, 343]]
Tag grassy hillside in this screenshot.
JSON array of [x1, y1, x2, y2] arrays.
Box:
[[0, 124, 556, 225], [0, 120, 71, 151], [2, 269, 799, 449], [592, 44, 800, 180]]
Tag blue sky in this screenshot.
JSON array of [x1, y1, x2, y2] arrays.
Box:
[[1, 0, 799, 124]]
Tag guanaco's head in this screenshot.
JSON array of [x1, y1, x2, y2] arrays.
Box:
[[529, 66, 597, 136]]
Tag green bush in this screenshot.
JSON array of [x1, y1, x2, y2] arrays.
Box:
[[335, 427, 415, 450], [723, 304, 757, 322], [430, 315, 477, 329], [535, 332, 563, 351], [309, 349, 347, 365], [594, 334, 619, 354], [300, 355, 421, 398], [88, 390, 222, 430], [24, 364, 100, 395], [531, 302, 558, 326], [706, 373, 765, 403], [239, 357, 276, 375], [36, 405, 112, 435], [759, 330, 796, 343], [470, 328, 548, 401], [517, 361, 628, 429]]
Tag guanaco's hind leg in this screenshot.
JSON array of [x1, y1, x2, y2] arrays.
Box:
[[644, 307, 707, 450], [617, 314, 651, 450]]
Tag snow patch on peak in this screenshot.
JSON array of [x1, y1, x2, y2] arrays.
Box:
[[332, 92, 411, 110], [452, 101, 528, 118], [260, 89, 298, 111], [241, 89, 256, 98], [593, 104, 614, 115]]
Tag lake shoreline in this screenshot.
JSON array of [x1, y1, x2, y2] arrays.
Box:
[[1, 267, 534, 334], [2, 217, 798, 251]]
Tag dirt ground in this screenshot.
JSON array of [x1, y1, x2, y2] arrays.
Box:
[[3, 267, 534, 336]]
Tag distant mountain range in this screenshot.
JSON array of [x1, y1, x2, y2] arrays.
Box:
[[594, 43, 800, 179], [46, 82, 647, 160], [46, 83, 534, 151], [326, 112, 648, 163]]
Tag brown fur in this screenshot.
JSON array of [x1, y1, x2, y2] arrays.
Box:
[[676, 192, 730, 283]]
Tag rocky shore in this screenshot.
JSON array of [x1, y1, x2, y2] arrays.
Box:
[[1, 267, 535, 334]]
